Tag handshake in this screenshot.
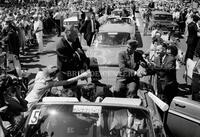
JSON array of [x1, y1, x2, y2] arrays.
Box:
[[135, 66, 147, 78], [78, 70, 91, 80]]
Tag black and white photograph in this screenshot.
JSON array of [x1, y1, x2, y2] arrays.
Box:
[[0, 0, 199, 137]]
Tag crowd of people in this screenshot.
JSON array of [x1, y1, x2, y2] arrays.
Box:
[[0, 1, 114, 136], [0, 0, 200, 136], [139, 0, 200, 103]]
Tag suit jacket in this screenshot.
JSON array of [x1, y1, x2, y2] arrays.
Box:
[[187, 22, 198, 46], [117, 50, 146, 81], [149, 54, 177, 91], [80, 19, 100, 42], [56, 37, 88, 72]]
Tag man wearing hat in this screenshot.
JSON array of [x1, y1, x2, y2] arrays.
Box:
[[115, 39, 147, 98]]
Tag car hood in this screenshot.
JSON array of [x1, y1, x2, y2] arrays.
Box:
[[86, 46, 126, 66]]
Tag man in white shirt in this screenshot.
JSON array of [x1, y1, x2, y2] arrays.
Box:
[[25, 66, 91, 110], [53, 9, 62, 36], [33, 14, 44, 53]]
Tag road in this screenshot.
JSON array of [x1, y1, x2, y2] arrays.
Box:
[[22, 13, 188, 88]]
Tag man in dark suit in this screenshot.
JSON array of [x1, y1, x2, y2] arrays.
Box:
[[148, 44, 177, 105], [2, 18, 20, 57], [80, 12, 100, 47], [115, 40, 147, 98], [56, 25, 102, 89], [131, 1, 136, 19], [148, 0, 155, 9], [185, 14, 199, 63]]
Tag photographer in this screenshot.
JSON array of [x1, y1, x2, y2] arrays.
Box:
[[147, 44, 178, 105], [0, 75, 28, 131], [25, 66, 91, 109]]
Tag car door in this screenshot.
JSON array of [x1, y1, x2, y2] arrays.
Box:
[[166, 97, 200, 137]]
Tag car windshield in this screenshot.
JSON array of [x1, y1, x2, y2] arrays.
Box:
[[95, 32, 131, 46], [69, 12, 79, 17], [142, 5, 148, 8], [112, 10, 122, 16], [107, 18, 124, 24], [153, 14, 172, 21], [24, 104, 153, 137]]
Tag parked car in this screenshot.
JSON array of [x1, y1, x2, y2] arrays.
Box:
[[23, 93, 166, 137], [106, 16, 135, 26], [63, 10, 89, 29], [166, 58, 200, 137], [63, 11, 80, 29], [149, 11, 178, 32]]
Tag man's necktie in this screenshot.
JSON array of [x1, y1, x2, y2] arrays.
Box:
[[91, 20, 94, 32], [94, 20, 96, 32], [160, 56, 162, 65]]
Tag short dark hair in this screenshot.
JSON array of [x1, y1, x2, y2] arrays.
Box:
[[162, 42, 168, 49], [167, 45, 178, 56], [192, 14, 200, 22]]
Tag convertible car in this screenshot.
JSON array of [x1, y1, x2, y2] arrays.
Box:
[[23, 86, 167, 137]]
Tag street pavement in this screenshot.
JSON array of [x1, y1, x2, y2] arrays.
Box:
[[22, 13, 188, 88]]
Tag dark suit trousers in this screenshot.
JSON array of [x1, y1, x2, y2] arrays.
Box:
[[86, 32, 95, 47], [192, 73, 200, 101], [88, 57, 102, 81], [115, 78, 139, 98], [55, 20, 61, 36], [157, 81, 178, 105], [185, 42, 197, 62]]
